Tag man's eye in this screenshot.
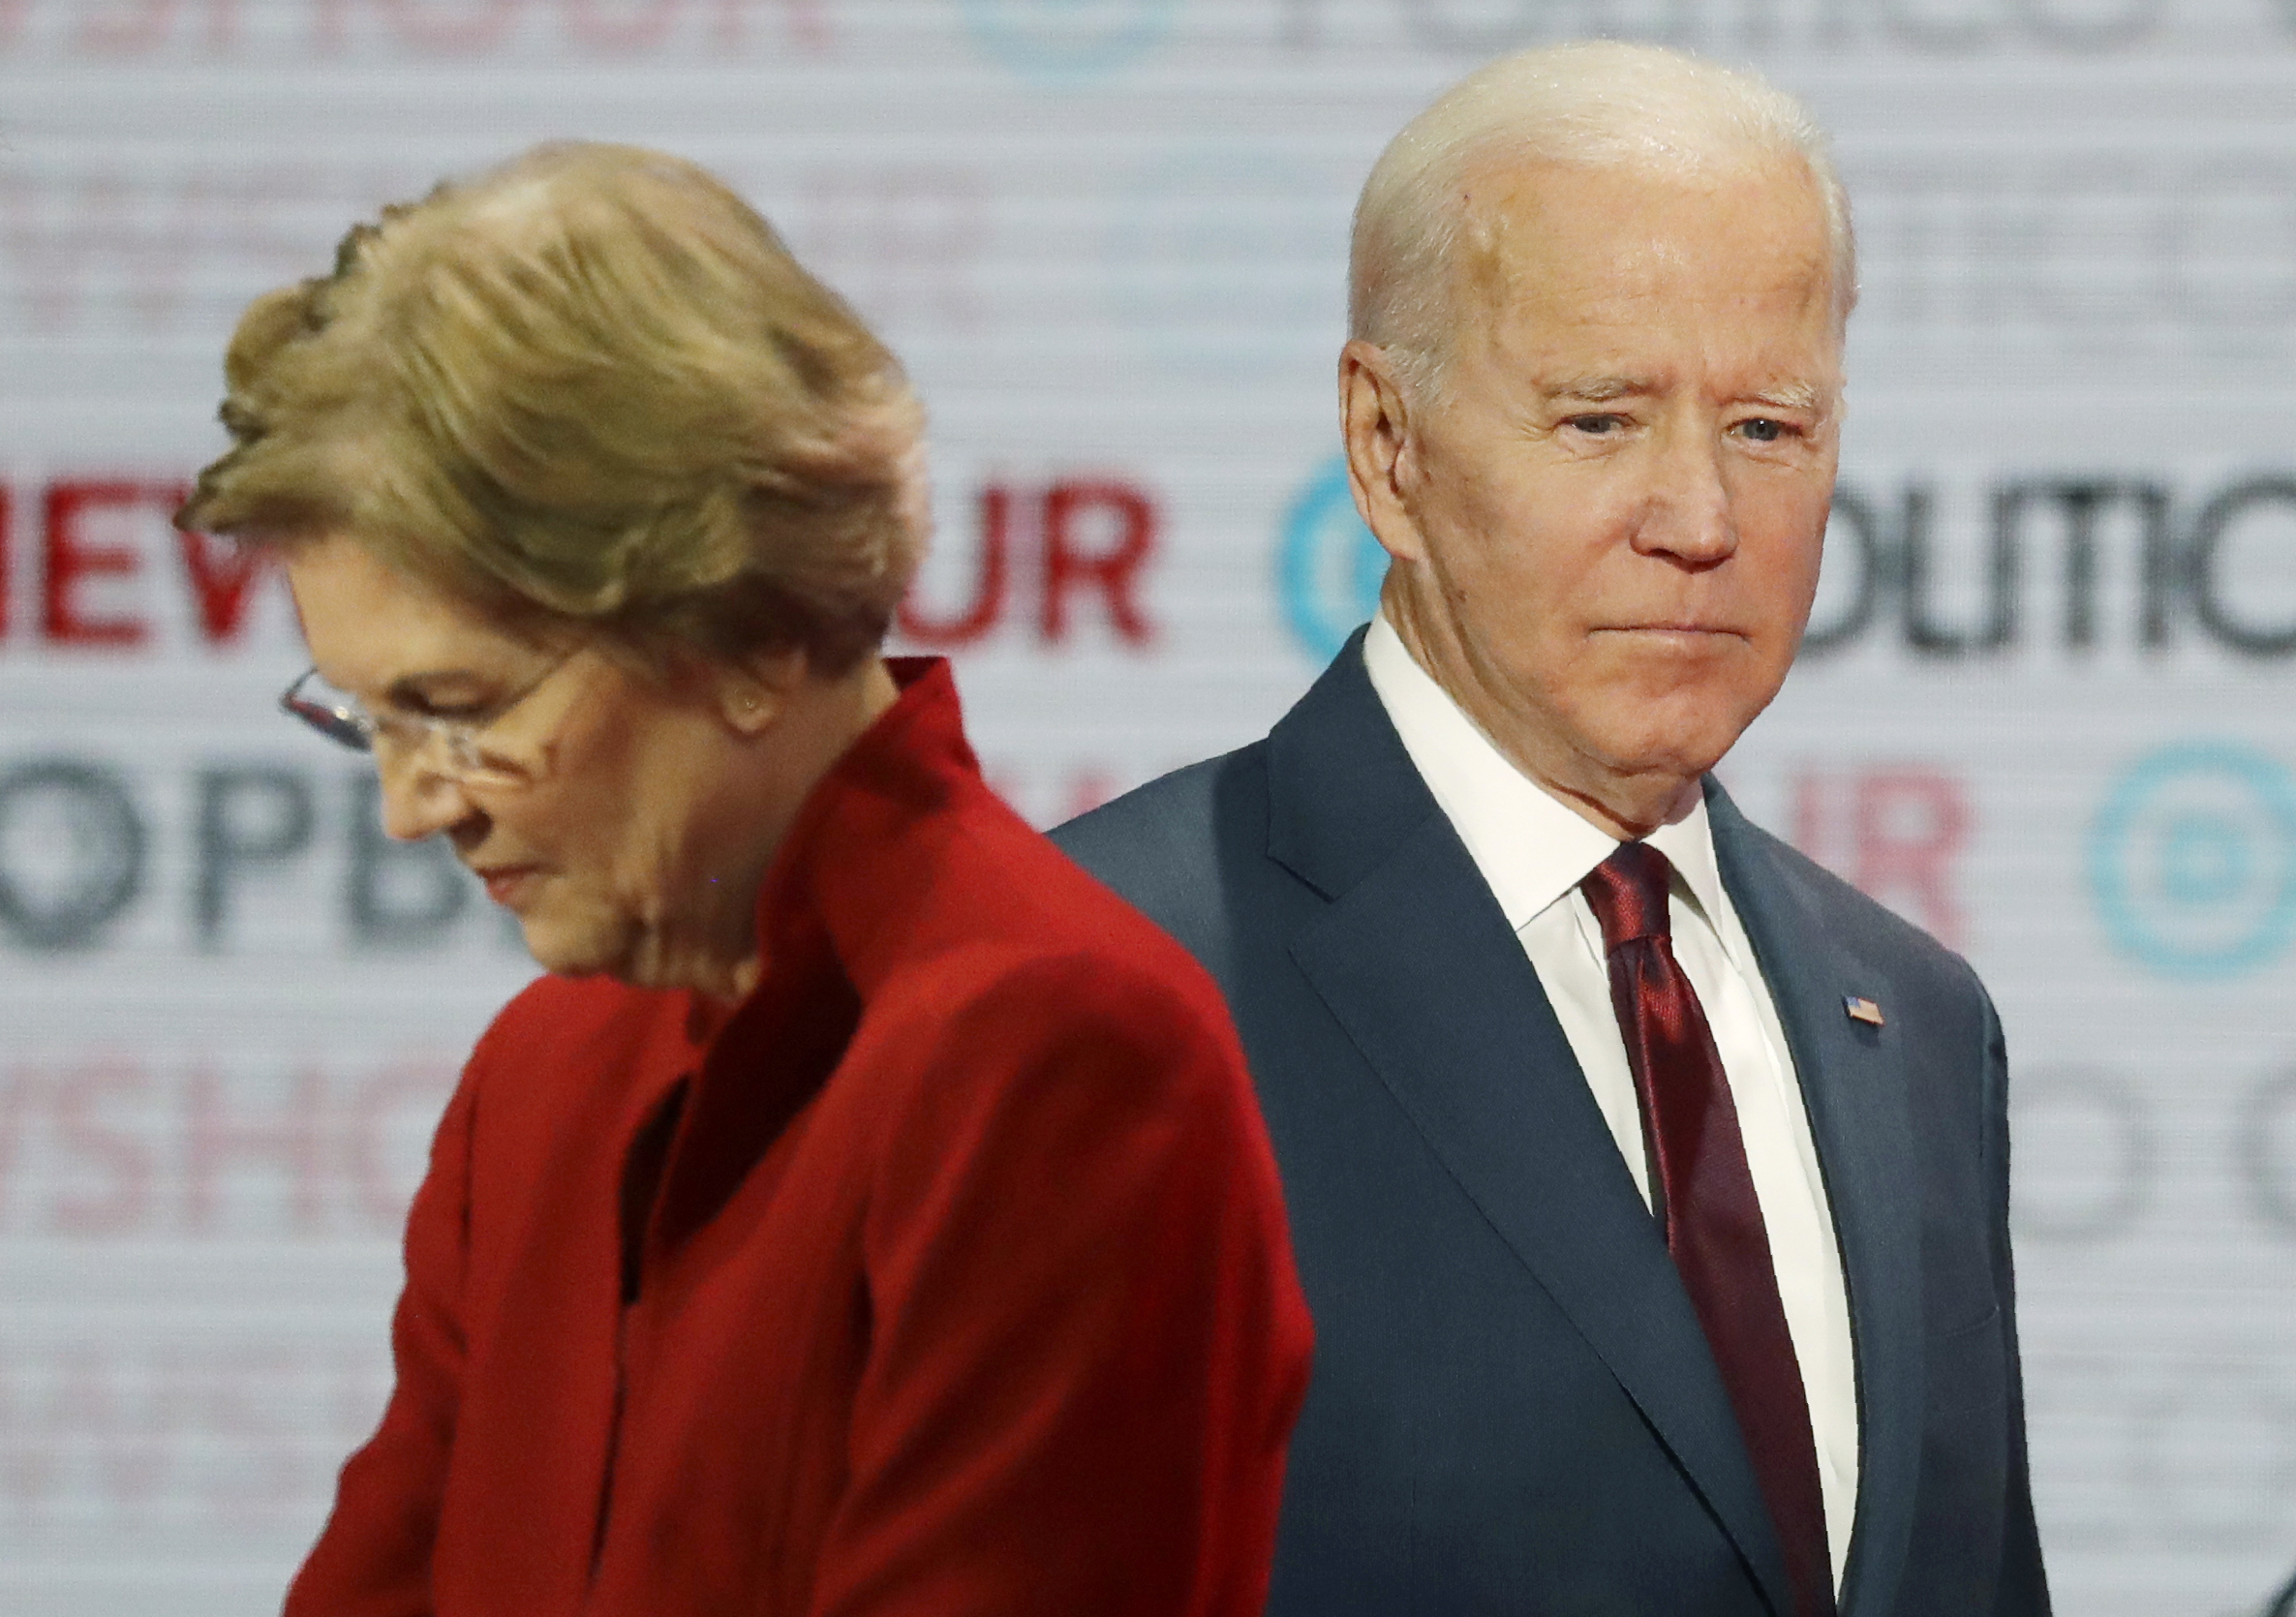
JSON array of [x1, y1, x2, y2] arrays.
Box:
[[1566, 413, 1624, 435], [1737, 418, 1789, 442]]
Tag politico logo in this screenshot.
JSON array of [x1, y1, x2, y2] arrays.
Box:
[[1816, 474, 2296, 659]]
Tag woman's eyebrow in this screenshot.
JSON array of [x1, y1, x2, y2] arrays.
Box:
[[382, 669, 493, 707]]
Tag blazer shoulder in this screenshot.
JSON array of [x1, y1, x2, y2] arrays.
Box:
[[1726, 808, 1989, 1007], [1050, 744, 1269, 970], [1054, 747, 1250, 869]]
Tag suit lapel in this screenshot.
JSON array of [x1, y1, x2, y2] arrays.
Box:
[[1266, 639, 1795, 1617], [1708, 785, 1922, 1617]]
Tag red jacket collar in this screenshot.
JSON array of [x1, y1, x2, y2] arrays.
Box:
[[746, 655, 980, 994]]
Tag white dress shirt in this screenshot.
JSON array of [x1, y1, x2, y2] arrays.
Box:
[[1362, 613, 1859, 1587]]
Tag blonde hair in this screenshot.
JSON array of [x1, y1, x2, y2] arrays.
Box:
[[1351, 41, 1856, 397], [180, 141, 928, 674]]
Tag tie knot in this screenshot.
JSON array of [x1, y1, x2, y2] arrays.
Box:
[[1580, 840, 1673, 950]]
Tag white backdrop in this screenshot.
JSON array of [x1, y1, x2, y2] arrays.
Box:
[[4, 3, 2296, 1613]]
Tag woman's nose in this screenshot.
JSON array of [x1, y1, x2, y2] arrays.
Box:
[[374, 746, 480, 842]]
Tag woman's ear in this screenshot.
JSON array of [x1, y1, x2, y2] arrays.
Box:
[[718, 646, 809, 735]]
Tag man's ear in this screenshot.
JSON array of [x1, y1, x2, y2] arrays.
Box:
[[1339, 340, 1430, 565]]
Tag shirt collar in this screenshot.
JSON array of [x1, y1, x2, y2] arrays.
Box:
[[1361, 612, 1729, 931]]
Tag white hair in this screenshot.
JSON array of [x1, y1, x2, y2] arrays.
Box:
[[1350, 41, 1857, 396]]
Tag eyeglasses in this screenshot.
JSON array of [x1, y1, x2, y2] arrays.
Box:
[[279, 652, 578, 790]]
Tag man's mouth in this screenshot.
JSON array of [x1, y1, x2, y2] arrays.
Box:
[[1600, 623, 1745, 641]]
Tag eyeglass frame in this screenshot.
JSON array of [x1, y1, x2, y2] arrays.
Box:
[[279, 648, 582, 788]]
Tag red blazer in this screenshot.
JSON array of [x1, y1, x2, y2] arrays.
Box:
[[287, 658, 1312, 1617]]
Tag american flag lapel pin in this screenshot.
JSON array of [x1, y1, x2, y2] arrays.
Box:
[[1845, 995, 1885, 1027]]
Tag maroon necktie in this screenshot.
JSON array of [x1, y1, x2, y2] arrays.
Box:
[[1579, 840, 1836, 1617]]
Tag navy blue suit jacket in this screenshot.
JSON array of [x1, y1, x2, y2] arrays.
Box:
[[1054, 634, 2049, 1617]]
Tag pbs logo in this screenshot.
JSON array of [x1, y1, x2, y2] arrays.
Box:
[[2090, 745, 2296, 978], [1278, 456, 1388, 664], [958, 0, 1181, 78]]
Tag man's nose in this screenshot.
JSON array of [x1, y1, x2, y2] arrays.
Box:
[[374, 748, 479, 842], [1635, 423, 1737, 565]]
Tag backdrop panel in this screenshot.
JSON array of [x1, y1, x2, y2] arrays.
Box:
[[3, 3, 2294, 1612]]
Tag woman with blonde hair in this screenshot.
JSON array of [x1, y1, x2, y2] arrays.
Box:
[[182, 142, 1309, 1617]]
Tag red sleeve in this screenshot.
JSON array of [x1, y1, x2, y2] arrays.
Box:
[[283, 1056, 479, 1617], [811, 955, 1311, 1617]]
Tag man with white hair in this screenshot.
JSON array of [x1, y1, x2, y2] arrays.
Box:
[[1057, 41, 2048, 1617]]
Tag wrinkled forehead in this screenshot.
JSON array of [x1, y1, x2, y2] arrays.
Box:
[[1450, 150, 1841, 341]]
